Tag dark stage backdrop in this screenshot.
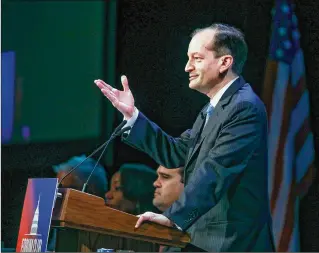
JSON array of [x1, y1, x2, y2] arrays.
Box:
[[2, 1, 104, 144], [2, 0, 318, 250]]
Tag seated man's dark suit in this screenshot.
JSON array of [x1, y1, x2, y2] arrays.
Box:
[[123, 76, 275, 252]]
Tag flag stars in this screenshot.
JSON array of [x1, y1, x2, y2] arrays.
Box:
[[279, 27, 287, 36], [292, 30, 300, 40], [276, 49, 284, 58], [281, 3, 290, 13], [283, 40, 292, 49], [292, 14, 298, 25]]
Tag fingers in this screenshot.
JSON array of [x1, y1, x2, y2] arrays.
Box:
[[135, 215, 148, 228], [134, 213, 173, 230], [103, 90, 118, 107], [112, 88, 120, 97], [95, 77, 129, 93], [121, 75, 130, 92], [94, 79, 118, 104], [94, 79, 113, 92], [135, 212, 156, 228]]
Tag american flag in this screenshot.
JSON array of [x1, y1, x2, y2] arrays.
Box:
[[262, 0, 316, 251]]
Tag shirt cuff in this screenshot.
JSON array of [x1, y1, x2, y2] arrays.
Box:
[[123, 107, 139, 134], [173, 223, 183, 231]]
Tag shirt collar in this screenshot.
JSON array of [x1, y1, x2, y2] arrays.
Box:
[[210, 76, 239, 107]]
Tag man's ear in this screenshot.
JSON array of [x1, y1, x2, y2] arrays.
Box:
[[219, 55, 233, 74]]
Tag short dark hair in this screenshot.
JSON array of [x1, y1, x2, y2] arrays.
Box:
[[192, 23, 248, 75], [119, 163, 158, 213], [177, 167, 184, 183]]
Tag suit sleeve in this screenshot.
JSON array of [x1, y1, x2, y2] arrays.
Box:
[[122, 112, 191, 168], [163, 101, 266, 230]]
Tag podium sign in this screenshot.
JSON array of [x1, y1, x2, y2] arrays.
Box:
[[16, 178, 58, 252]]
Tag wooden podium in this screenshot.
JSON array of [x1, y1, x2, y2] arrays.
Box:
[[51, 188, 191, 252]]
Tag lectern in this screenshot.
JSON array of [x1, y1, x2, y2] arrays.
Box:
[[51, 188, 191, 252]]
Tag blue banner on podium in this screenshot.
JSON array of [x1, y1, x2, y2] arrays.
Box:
[[16, 178, 58, 252]]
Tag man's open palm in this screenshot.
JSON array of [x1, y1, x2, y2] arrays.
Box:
[[95, 75, 135, 119]]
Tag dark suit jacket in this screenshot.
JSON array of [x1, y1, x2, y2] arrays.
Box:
[[123, 77, 275, 252]]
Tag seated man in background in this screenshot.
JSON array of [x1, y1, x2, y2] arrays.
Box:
[[153, 165, 184, 212], [47, 155, 108, 251], [153, 166, 184, 252], [105, 163, 158, 214]]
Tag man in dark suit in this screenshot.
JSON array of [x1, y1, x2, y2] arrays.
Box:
[[95, 23, 275, 252]]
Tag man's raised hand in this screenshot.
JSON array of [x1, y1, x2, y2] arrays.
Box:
[[95, 75, 135, 119]]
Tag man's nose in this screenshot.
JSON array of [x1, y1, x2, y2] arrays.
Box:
[[185, 60, 194, 72], [105, 191, 113, 200], [153, 179, 161, 188]]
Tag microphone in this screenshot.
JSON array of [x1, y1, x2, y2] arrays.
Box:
[[58, 120, 129, 188], [81, 125, 132, 193], [112, 120, 129, 136]]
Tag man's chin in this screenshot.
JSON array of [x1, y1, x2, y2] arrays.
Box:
[[189, 80, 200, 90], [153, 201, 165, 212], [153, 199, 161, 207]]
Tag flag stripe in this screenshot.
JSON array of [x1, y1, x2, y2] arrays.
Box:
[[291, 50, 305, 87], [294, 117, 310, 155], [292, 76, 306, 108], [262, 60, 279, 123], [296, 164, 316, 197], [270, 80, 293, 213], [296, 134, 315, 183], [273, 124, 294, 247], [268, 62, 289, 197], [288, 198, 300, 251], [278, 134, 313, 251], [278, 179, 296, 251], [278, 130, 298, 251]]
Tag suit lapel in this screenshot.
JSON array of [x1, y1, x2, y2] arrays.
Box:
[[184, 76, 247, 168], [185, 104, 209, 162], [185, 105, 221, 166]]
